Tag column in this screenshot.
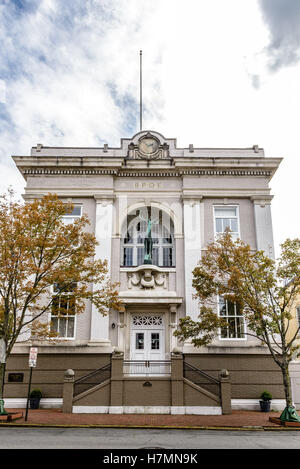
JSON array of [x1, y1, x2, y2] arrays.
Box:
[[183, 199, 202, 321], [62, 369, 75, 413], [252, 196, 275, 259], [110, 353, 124, 413], [219, 369, 231, 415], [89, 197, 114, 345], [171, 353, 184, 411]]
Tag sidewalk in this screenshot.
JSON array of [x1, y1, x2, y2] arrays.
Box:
[[0, 408, 293, 430]]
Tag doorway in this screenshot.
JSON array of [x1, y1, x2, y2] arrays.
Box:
[[128, 314, 168, 375]]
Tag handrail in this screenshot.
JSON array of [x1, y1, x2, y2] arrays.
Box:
[[73, 363, 111, 397], [183, 361, 220, 385], [123, 360, 171, 375], [74, 363, 111, 384]]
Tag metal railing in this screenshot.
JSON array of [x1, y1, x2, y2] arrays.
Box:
[[123, 360, 171, 376], [73, 363, 111, 397], [183, 362, 220, 397]]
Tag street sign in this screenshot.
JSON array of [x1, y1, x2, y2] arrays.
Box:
[[29, 347, 38, 368], [0, 338, 6, 364]]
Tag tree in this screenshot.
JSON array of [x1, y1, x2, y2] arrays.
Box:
[[174, 231, 300, 417], [0, 191, 122, 406]]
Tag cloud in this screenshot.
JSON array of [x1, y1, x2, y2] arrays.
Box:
[[259, 0, 300, 71], [0, 0, 166, 191]]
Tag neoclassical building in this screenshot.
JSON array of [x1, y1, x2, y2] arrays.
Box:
[[6, 130, 286, 414]]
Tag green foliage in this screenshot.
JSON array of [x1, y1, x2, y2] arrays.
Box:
[[30, 389, 42, 398], [174, 229, 300, 408], [260, 390, 272, 401]]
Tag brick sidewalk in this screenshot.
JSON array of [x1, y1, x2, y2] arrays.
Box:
[[0, 409, 287, 429]]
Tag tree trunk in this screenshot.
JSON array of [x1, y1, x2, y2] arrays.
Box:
[[281, 364, 293, 407], [0, 362, 5, 400]]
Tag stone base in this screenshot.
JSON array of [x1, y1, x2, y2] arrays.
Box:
[[0, 412, 23, 422], [269, 417, 300, 427], [72, 405, 222, 415]]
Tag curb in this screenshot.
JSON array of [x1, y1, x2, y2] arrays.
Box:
[[0, 422, 296, 431]]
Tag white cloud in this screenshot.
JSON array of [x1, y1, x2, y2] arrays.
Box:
[[0, 0, 299, 258]]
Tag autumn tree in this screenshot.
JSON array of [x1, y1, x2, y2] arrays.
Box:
[[174, 231, 300, 414], [0, 191, 121, 404]]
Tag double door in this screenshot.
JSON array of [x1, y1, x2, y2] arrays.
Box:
[[130, 328, 166, 375]]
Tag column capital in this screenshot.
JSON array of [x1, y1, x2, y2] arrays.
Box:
[[251, 195, 273, 206], [94, 194, 115, 205], [181, 195, 203, 205]]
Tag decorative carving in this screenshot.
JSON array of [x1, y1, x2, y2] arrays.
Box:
[[126, 133, 170, 160], [127, 266, 168, 290], [132, 315, 163, 326]]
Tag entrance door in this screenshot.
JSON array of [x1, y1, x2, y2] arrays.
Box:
[[129, 314, 167, 375], [131, 329, 164, 362]]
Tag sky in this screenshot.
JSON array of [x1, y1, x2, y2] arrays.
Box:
[[0, 0, 299, 259]]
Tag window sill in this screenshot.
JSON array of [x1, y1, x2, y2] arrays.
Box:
[[120, 266, 176, 272]]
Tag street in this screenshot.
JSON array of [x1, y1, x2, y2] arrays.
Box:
[[0, 427, 300, 449]]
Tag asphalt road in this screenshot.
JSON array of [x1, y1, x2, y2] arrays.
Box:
[[1, 427, 300, 449]]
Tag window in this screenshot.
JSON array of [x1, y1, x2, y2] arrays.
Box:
[[151, 333, 160, 350], [218, 295, 245, 339], [121, 207, 175, 267], [136, 333, 144, 350], [62, 206, 82, 225], [214, 206, 240, 240], [50, 283, 76, 339]]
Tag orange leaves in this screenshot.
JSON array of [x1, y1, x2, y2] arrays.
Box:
[[0, 191, 121, 355]]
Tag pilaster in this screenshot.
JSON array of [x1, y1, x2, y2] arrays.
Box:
[[89, 196, 114, 345], [251, 196, 275, 259], [183, 198, 202, 321]]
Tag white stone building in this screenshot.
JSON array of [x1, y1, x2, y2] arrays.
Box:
[[7, 130, 285, 414]]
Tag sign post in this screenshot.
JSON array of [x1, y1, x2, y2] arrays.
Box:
[[25, 347, 38, 422], [0, 338, 7, 415]]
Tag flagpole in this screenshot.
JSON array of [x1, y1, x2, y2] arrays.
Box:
[[140, 50, 142, 131]]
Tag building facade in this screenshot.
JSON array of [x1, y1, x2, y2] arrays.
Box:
[[6, 130, 286, 413]]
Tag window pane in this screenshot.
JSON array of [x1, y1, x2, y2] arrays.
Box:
[[163, 247, 172, 267], [62, 217, 74, 225], [236, 318, 244, 338], [51, 318, 58, 333], [67, 317, 75, 338], [59, 297, 68, 314], [59, 318, 67, 337], [151, 333, 160, 350], [230, 219, 238, 233], [52, 296, 60, 314], [124, 248, 133, 266], [227, 301, 235, 316], [215, 219, 223, 233], [137, 247, 144, 265], [136, 333, 144, 350], [152, 247, 159, 266], [228, 318, 236, 338], [215, 207, 237, 217], [223, 218, 230, 230], [219, 297, 226, 316], [68, 296, 76, 314], [64, 206, 82, 217]]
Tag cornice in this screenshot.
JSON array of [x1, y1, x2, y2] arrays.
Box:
[[19, 167, 274, 179]]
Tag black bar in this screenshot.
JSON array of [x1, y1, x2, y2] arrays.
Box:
[[25, 367, 33, 422]]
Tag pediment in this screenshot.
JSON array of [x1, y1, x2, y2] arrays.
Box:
[[123, 131, 173, 160]]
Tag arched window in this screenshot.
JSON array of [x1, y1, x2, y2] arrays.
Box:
[[121, 206, 175, 267]]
